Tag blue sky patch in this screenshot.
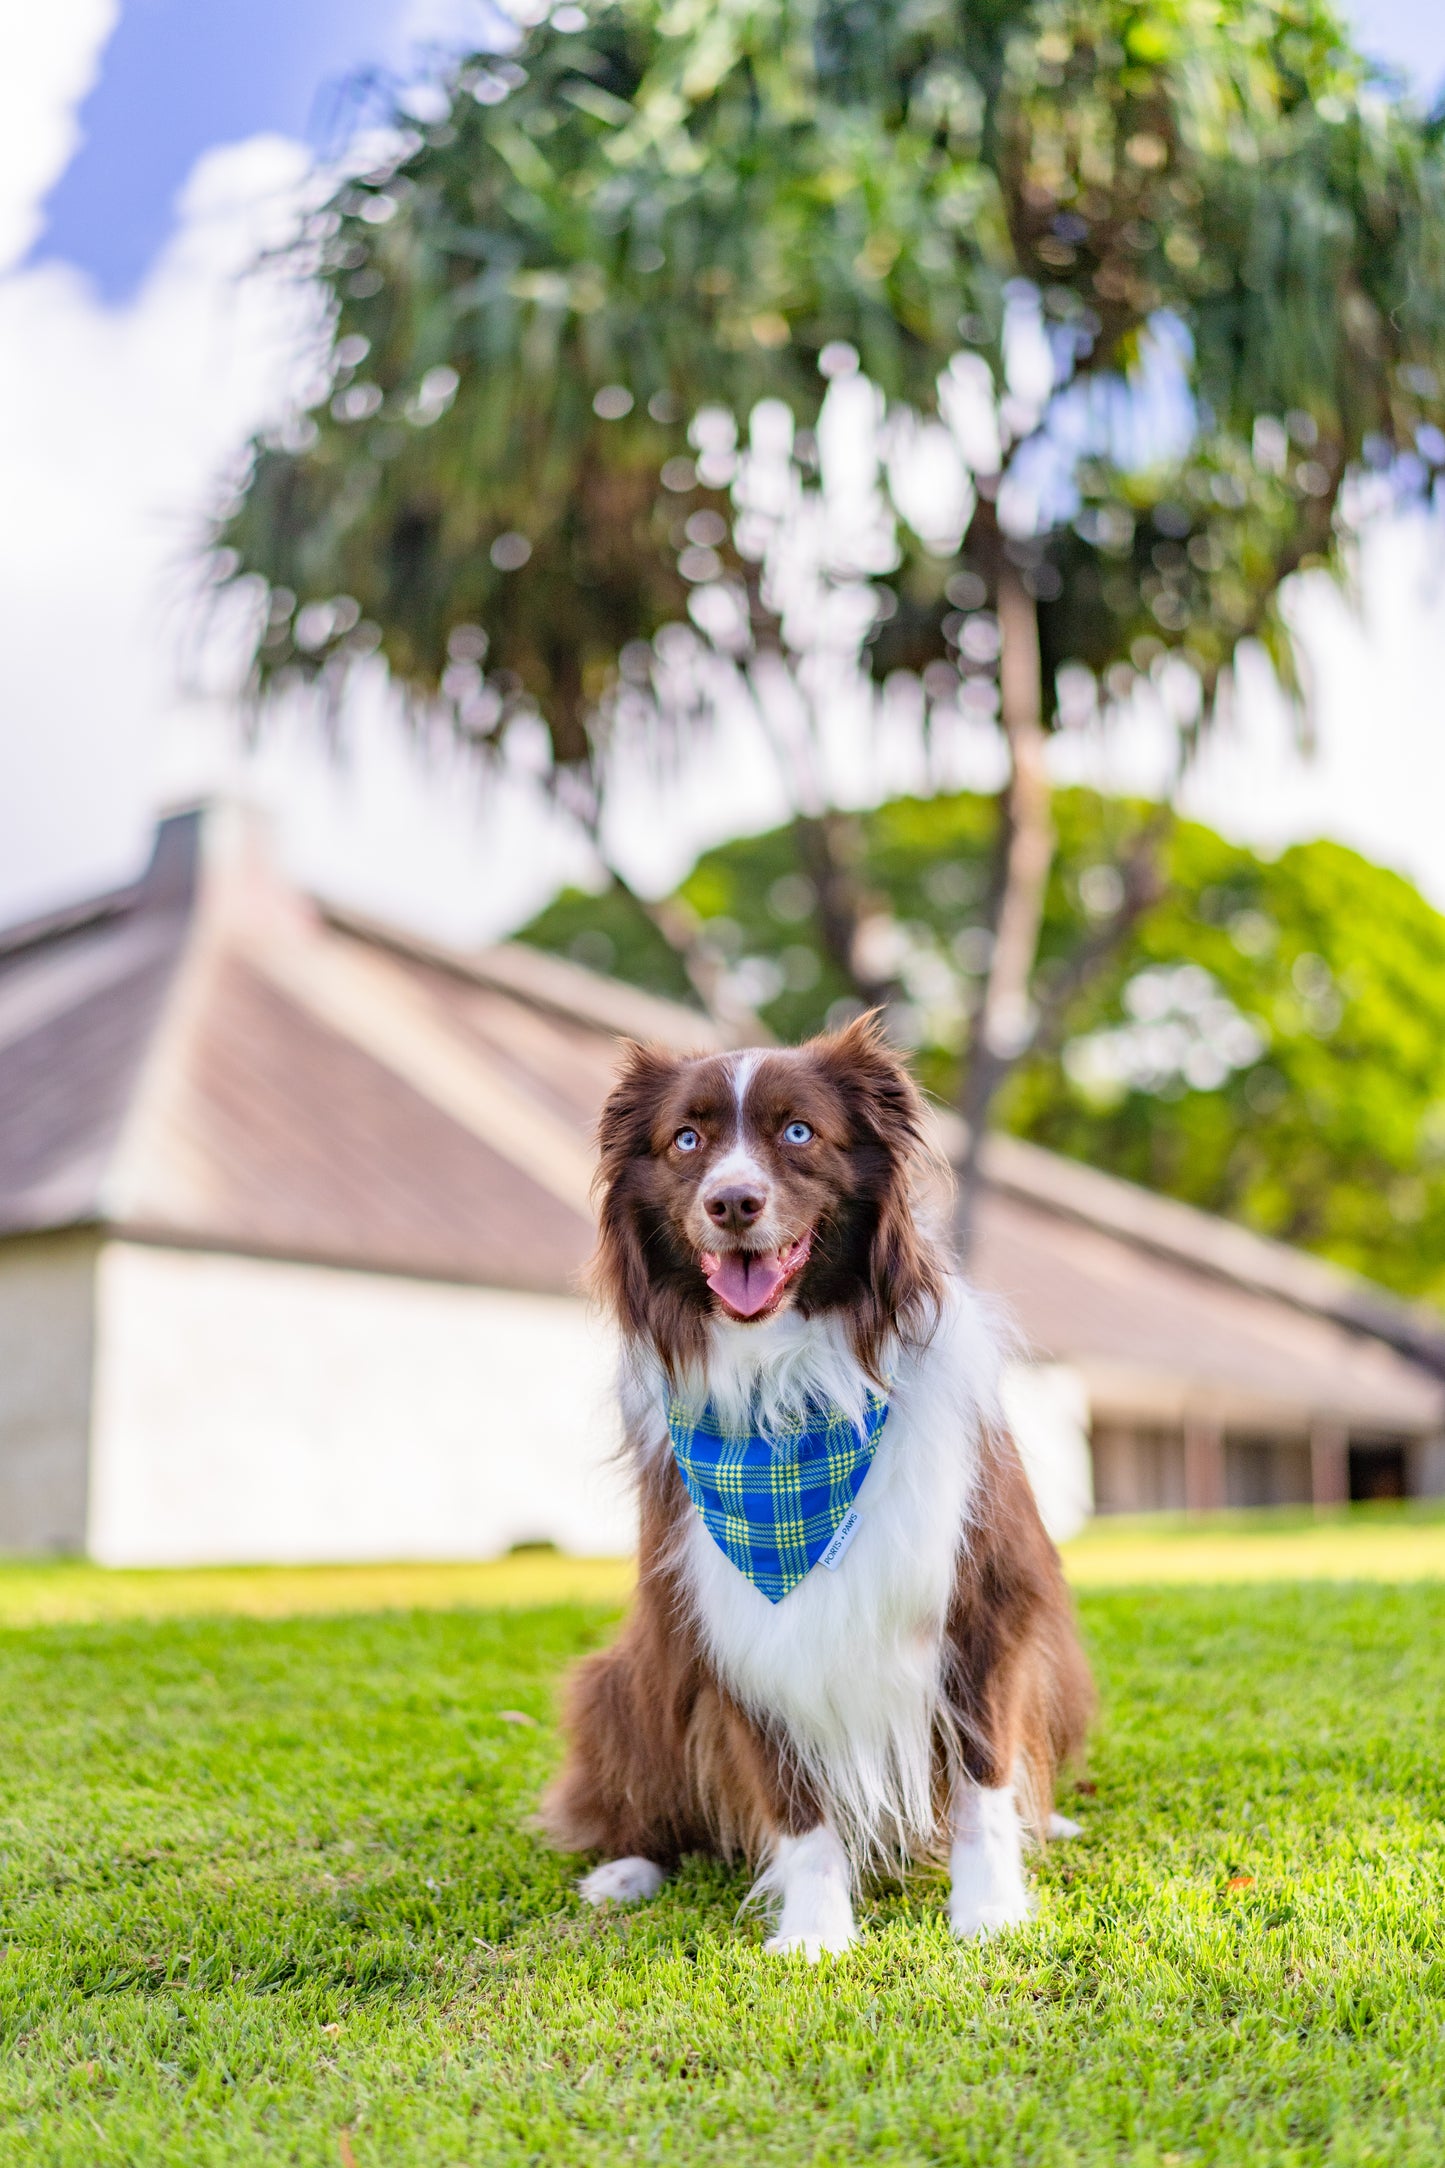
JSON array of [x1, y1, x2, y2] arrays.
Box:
[[32, 0, 404, 300]]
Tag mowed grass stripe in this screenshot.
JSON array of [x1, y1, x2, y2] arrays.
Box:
[[1065, 1500, 1445, 1586], [3, 1503, 1445, 1627], [0, 1553, 638, 1630], [0, 1576, 1443, 2163]]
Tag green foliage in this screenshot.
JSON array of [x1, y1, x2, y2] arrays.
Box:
[[2, 1582, 1445, 2163], [215, 0, 1445, 766], [523, 793, 1445, 1299], [1013, 824, 1445, 1299], [218, 0, 1011, 759]]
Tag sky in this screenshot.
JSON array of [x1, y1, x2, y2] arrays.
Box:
[[1, 0, 1444, 943]]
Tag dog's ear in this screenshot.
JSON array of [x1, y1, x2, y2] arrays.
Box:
[[591, 1042, 705, 1366], [811, 1011, 930, 1161], [594, 1040, 682, 1193], [811, 1012, 944, 1373]]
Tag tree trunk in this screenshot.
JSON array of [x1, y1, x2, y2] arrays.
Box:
[[602, 861, 755, 1031], [1024, 810, 1170, 1063], [557, 756, 763, 1034], [953, 558, 1054, 1257], [790, 811, 896, 1011]]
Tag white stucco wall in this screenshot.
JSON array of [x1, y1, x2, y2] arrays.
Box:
[[0, 1231, 98, 1553], [1001, 1361, 1094, 1543], [89, 1243, 635, 1567], [81, 1239, 1095, 1568]]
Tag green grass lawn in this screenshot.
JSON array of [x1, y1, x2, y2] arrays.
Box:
[[1, 1551, 1443, 2163]]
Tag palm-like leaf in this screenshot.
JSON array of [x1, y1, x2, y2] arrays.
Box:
[[217, 0, 1445, 776]]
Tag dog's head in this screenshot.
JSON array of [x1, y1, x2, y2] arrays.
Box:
[[592, 1014, 945, 1379]]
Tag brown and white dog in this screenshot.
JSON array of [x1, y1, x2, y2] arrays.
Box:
[[540, 1015, 1092, 1955]]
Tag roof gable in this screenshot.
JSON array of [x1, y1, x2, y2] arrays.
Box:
[[0, 805, 716, 1294], [0, 813, 200, 1239]]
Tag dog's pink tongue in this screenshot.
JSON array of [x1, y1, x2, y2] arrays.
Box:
[[702, 1249, 788, 1318]]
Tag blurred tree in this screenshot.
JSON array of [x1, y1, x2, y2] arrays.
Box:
[[524, 792, 1445, 1303], [215, 0, 1445, 1230]]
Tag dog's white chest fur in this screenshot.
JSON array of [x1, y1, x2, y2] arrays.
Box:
[[637, 1280, 1001, 1862]]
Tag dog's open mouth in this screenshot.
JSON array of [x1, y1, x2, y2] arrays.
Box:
[[699, 1230, 814, 1321]]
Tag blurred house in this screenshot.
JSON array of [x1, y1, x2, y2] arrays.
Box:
[[974, 1132, 1445, 1514], [0, 805, 1442, 1564]]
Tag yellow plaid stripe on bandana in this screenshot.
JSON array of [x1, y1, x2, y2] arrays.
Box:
[[666, 1390, 890, 1604]]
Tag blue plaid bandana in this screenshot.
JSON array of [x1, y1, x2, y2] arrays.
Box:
[[666, 1389, 890, 1604]]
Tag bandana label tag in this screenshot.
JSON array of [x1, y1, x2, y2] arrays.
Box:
[[819, 1506, 863, 1572]]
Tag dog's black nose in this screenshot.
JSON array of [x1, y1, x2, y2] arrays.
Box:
[[704, 1185, 766, 1230]]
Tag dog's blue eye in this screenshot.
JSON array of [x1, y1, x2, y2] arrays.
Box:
[[675, 1128, 700, 1152], [783, 1121, 813, 1145]]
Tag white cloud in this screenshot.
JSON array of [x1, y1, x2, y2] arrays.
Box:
[[0, 0, 121, 273], [0, 122, 591, 944], [1178, 515, 1445, 903], [0, 133, 317, 921], [391, 0, 521, 60]]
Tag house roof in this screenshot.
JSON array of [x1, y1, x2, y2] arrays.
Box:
[[0, 804, 723, 1296], [3, 805, 1443, 1436], [0, 815, 200, 1242]]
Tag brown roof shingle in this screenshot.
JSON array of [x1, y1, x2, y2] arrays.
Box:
[[157, 954, 594, 1290], [0, 817, 199, 1238]]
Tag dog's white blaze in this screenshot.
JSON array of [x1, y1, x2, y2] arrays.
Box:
[[728, 1047, 766, 1112], [759, 1825, 858, 1957], [666, 1280, 1003, 1874], [702, 1048, 770, 1197], [949, 1783, 1032, 1938]]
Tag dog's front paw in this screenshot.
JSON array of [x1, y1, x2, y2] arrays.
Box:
[[763, 1927, 858, 1961], [949, 1891, 1034, 1940], [578, 1856, 667, 1906]]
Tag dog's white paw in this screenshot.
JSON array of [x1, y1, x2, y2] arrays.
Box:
[[759, 1828, 858, 1958], [949, 1890, 1035, 1941], [763, 1927, 858, 1960], [1047, 1811, 1082, 1841], [578, 1856, 667, 1906]]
